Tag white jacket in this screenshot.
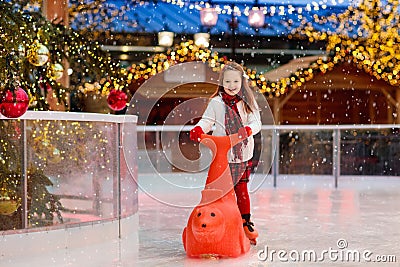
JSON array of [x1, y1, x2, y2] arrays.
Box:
[[195, 95, 262, 163]]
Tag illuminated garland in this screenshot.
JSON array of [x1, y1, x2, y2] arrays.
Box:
[[127, 40, 225, 82], [261, 57, 335, 97], [125, 40, 274, 94], [123, 39, 334, 98], [124, 40, 335, 98], [282, 0, 400, 92], [161, 0, 342, 16]]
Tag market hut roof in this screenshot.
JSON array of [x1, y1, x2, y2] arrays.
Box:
[[263, 55, 324, 82]]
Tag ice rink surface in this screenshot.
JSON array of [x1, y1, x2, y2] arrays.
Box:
[[3, 174, 399, 267], [137, 174, 400, 267]]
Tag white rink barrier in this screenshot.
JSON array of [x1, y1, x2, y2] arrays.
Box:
[[0, 111, 138, 266]]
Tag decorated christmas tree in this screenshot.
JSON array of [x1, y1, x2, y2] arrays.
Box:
[[0, 0, 128, 230], [0, 0, 129, 114]]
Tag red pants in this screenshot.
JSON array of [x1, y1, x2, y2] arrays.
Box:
[[230, 161, 252, 216], [234, 181, 250, 215]]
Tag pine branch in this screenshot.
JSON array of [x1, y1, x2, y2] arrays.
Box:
[[1, 1, 128, 110]]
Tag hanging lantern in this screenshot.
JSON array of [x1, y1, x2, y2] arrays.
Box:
[[158, 31, 174, 47], [248, 8, 265, 28], [107, 89, 127, 111], [27, 41, 50, 67], [48, 63, 64, 80], [200, 7, 218, 27], [194, 33, 210, 47], [0, 87, 29, 118]]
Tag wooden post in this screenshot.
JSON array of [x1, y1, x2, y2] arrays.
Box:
[[396, 89, 400, 124], [387, 99, 393, 124], [380, 88, 400, 124], [368, 92, 376, 124], [42, 0, 69, 24], [273, 97, 280, 124], [316, 89, 321, 124]]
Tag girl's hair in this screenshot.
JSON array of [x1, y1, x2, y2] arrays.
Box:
[[212, 62, 258, 113]]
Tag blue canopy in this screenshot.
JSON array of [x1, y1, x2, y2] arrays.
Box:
[[70, 0, 351, 37]]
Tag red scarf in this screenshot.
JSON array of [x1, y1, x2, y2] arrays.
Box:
[[221, 92, 248, 160]]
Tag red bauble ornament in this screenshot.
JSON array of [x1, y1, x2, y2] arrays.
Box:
[[107, 89, 127, 111], [0, 87, 29, 118]]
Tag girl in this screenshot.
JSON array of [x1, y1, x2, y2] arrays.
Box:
[[190, 62, 261, 244]]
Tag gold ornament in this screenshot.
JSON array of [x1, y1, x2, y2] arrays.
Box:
[[0, 183, 21, 216], [33, 135, 62, 163], [48, 63, 64, 80], [50, 148, 62, 164], [27, 41, 50, 67]]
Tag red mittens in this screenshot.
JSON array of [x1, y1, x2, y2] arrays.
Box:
[[190, 126, 204, 142], [238, 126, 252, 139], [245, 126, 252, 136]]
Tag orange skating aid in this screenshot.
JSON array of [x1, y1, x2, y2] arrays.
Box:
[[182, 134, 250, 258]]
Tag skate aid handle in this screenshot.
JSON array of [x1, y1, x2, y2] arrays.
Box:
[[199, 133, 247, 153]]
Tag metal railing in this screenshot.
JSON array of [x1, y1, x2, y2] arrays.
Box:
[[137, 124, 400, 187]]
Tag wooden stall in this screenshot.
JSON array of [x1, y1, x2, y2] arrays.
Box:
[[266, 57, 400, 125]]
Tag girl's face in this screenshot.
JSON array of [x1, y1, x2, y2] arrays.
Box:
[[222, 69, 242, 96]]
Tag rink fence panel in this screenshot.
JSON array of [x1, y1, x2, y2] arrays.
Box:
[[136, 124, 400, 187], [0, 111, 138, 235]]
